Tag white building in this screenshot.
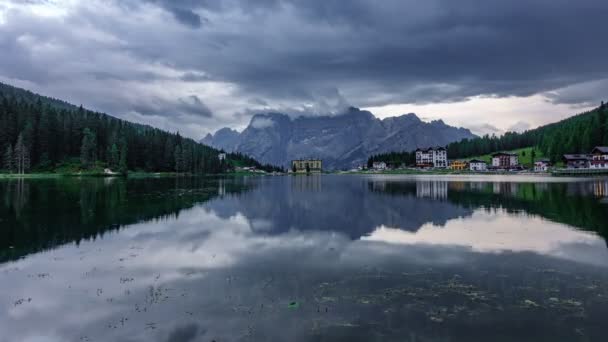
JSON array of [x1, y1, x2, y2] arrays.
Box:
[[590, 147, 608, 169], [218, 153, 226, 161], [534, 159, 551, 172], [415, 147, 447, 168], [372, 161, 387, 170], [469, 159, 487, 171], [491, 152, 519, 169]]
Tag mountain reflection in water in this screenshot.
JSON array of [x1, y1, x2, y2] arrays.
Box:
[[1, 175, 608, 342]]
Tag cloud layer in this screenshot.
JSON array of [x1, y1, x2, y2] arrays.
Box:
[[1, 0, 607, 138]]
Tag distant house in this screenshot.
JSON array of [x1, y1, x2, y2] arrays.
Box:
[[590, 146, 608, 169], [372, 161, 387, 170], [491, 152, 518, 169], [292, 159, 322, 173], [562, 154, 590, 169], [218, 153, 226, 161], [415, 147, 447, 168], [534, 159, 551, 172], [469, 159, 487, 171], [449, 160, 467, 170]]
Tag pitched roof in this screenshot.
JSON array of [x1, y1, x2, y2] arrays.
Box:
[[562, 154, 591, 160], [491, 152, 517, 157], [416, 146, 446, 152], [591, 146, 608, 153]]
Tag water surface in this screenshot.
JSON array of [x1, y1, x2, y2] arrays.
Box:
[[1, 175, 608, 341]]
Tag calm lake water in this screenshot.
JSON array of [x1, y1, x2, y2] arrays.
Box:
[[1, 175, 608, 342]]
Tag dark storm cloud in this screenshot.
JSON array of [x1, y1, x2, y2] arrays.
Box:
[[166, 323, 203, 342], [1, 0, 607, 137], [109, 0, 608, 107], [167, 7, 202, 28], [131, 95, 213, 118]]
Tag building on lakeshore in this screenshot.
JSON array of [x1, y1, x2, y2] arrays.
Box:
[[449, 160, 467, 170], [562, 154, 591, 169], [218, 153, 226, 161], [590, 147, 608, 169], [491, 152, 519, 169], [534, 159, 551, 172], [469, 159, 487, 171], [291, 159, 322, 173], [415, 147, 447, 168], [372, 161, 388, 170]]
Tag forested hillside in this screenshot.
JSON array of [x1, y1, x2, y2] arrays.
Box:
[[368, 103, 608, 166], [0, 82, 280, 174]]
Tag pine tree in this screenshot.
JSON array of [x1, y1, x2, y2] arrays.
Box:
[[119, 137, 128, 175], [531, 149, 536, 162], [37, 110, 51, 168], [14, 133, 30, 174], [80, 128, 97, 169], [3, 144, 13, 173], [174, 145, 184, 173], [109, 143, 119, 169]]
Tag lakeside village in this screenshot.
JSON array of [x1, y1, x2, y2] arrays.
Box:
[[218, 146, 608, 176], [366, 146, 608, 174]]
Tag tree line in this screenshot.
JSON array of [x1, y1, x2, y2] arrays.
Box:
[[0, 82, 281, 174], [368, 103, 608, 166]]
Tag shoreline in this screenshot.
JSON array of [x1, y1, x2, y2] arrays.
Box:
[[2, 169, 607, 179], [0, 171, 272, 179]]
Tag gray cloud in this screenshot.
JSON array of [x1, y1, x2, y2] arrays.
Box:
[[131, 95, 213, 118], [166, 323, 202, 342], [545, 79, 608, 106], [507, 121, 532, 133], [0, 0, 606, 138], [466, 123, 504, 136]]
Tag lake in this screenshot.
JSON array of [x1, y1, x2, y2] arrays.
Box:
[[1, 174, 608, 342]]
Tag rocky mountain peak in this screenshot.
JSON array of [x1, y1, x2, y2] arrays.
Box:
[[201, 107, 476, 169]]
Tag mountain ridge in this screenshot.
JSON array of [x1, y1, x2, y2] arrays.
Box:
[[202, 107, 476, 169]]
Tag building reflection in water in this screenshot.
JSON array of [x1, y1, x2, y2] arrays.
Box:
[[593, 181, 608, 198], [415, 180, 448, 200], [290, 174, 322, 192]]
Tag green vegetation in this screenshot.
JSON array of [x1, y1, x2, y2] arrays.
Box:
[[367, 150, 416, 168], [448, 103, 608, 162], [368, 103, 608, 166], [0, 82, 282, 176], [465, 147, 545, 168]]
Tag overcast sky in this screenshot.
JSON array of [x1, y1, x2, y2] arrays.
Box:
[[1, 0, 607, 139]]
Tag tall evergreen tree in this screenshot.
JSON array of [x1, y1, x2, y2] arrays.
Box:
[[174, 145, 184, 173], [80, 128, 97, 169], [14, 133, 30, 174], [3, 144, 13, 173], [108, 143, 119, 169], [119, 138, 128, 175]]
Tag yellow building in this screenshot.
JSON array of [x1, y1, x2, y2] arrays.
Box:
[[292, 159, 322, 173], [449, 160, 468, 170]]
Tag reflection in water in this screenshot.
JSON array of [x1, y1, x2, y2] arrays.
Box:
[[416, 180, 448, 199], [0, 177, 252, 262], [1, 175, 608, 342], [593, 180, 608, 198]]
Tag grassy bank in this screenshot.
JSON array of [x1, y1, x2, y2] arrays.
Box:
[[464, 147, 549, 168]]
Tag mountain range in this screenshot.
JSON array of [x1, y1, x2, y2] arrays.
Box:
[[202, 107, 476, 169]]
